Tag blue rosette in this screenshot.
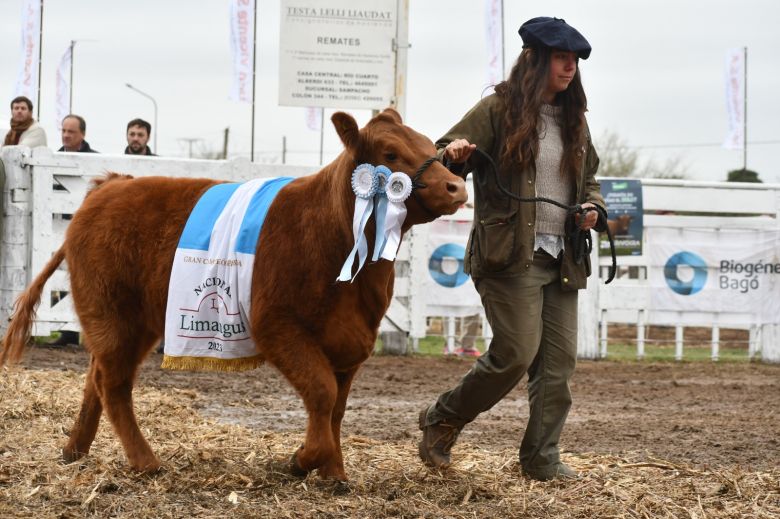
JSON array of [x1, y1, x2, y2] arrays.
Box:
[[371, 166, 391, 261]]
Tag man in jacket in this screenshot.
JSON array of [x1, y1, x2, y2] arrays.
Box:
[[3, 96, 47, 148], [124, 118, 156, 156], [58, 114, 98, 153]]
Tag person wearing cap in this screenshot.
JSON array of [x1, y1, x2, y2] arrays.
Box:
[[418, 17, 607, 481]]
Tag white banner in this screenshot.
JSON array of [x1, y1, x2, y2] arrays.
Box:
[[423, 219, 483, 317], [229, 0, 255, 103], [305, 106, 322, 131], [723, 48, 745, 150], [55, 44, 71, 130], [648, 227, 780, 324], [278, 0, 397, 110], [14, 0, 41, 102], [484, 0, 503, 86]]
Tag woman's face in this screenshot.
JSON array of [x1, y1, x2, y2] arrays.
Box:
[[545, 49, 578, 98]]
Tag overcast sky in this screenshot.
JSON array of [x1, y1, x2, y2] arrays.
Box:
[[1, 0, 778, 182]]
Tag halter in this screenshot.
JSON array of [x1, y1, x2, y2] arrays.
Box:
[[409, 156, 442, 219]]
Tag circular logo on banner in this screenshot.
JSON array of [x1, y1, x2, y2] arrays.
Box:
[[664, 251, 708, 295], [429, 243, 469, 288]]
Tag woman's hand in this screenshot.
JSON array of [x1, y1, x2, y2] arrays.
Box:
[[576, 202, 599, 230], [444, 139, 477, 163]]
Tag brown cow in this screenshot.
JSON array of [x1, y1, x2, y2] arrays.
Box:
[[0, 109, 467, 481]]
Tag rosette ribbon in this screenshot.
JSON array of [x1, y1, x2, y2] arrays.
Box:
[[377, 172, 413, 261], [370, 166, 391, 261], [336, 164, 378, 282]]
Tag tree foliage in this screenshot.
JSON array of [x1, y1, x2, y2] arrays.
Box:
[[595, 131, 688, 179], [726, 168, 762, 183]]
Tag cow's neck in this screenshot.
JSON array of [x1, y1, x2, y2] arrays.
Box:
[[311, 152, 399, 302]]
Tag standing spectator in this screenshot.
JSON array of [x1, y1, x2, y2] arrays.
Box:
[[58, 114, 98, 153], [124, 118, 156, 156], [2, 96, 47, 148], [49, 114, 98, 347]]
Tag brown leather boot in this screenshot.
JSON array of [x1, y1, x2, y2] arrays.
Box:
[[418, 407, 462, 469]]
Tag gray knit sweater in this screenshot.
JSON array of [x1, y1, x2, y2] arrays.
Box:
[[534, 104, 573, 239]]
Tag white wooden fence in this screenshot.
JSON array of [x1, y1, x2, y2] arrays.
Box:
[[588, 177, 780, 362], [2, 147, 779, 362]]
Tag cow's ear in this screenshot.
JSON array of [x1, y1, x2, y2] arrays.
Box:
[[332, 112, 360, 152], [381, 107, 402, 124]]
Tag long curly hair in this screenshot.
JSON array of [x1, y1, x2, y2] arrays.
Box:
[[494, 47, 587, 181]]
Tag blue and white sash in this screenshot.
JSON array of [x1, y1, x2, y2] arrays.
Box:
[[162, 177, 293, 371]]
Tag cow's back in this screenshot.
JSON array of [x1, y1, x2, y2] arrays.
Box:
[[64, 176, 220, 332]]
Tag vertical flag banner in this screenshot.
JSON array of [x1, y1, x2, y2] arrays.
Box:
[[723, 48, 745, 150], [229, 0, 254, 103], [484, 0, 503, 86], [14, 0, 42, 101], [305, 106, 321, 131], [55, 44, 72, 130]]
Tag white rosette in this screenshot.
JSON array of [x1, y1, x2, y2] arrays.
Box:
[[379, 172, 413, 261], [337, 164, 378, 282]]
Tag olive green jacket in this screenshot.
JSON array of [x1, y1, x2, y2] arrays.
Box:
[[435, 93, 606, 290]]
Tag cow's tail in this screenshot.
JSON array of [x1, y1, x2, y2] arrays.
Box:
[[0, 246, 66, 366]]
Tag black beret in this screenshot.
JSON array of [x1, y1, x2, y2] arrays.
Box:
[[518, 17, 591, 60]]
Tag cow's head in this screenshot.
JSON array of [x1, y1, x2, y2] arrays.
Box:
[[331, 109, 467, 226]]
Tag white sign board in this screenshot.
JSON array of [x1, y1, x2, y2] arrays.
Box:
[[278, 0, 397, 110], [424, 219, 483, 318], [648, 227, 780, 324]]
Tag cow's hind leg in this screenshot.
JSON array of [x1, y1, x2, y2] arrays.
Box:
[[269, 342, 339, 478], [62, 356, 103, 462], [90, 328, 161, 473], [317, 368, 357, 480]]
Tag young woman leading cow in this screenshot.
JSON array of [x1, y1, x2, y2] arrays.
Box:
[[418, 17, 608, 481]]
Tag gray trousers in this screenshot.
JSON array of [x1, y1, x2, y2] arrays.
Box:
[[425, 250, 579, 471]]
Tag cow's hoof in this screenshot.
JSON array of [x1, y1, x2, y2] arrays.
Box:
[[62, 445, 87, 463], [131, 457, 161, 474], [289, 450, 308, 478], [328, 479, 351, 495]]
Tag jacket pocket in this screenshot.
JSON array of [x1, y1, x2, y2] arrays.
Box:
[[475, 211, 517, 272]]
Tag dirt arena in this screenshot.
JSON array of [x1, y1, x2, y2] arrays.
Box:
[[1, 346, 778, 518]]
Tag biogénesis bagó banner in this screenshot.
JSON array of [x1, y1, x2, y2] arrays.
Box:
[[649, 227, 780, 323]]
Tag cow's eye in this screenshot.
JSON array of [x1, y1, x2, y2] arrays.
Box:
[[384, 152, 397, 162]]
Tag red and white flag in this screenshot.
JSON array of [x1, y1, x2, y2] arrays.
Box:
[[484, 0, 503, 86], [14, 0, 42, 101], [723, 48, 745, 150], [229, 0, 254, 103], [55, 44, 72, 129]]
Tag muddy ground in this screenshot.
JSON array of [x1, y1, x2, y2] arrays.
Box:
[[22, 345, 780, 472]]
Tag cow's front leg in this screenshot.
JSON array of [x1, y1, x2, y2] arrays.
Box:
[[317, 368, 357, 481], [268, 340, 339, 478]]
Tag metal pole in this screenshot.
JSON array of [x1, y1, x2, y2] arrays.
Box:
[[250, 0, 257, 162], [500, 0, 505, 75], [319, 108, 325, 165], [743, 46, 747, 170], [36, 0, 44, 120], [222, 127, 230, 159], [69, 40, 74, 113], [282, 135, 287, 164]]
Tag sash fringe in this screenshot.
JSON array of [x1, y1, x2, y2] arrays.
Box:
[[161, 354, 265, 372]]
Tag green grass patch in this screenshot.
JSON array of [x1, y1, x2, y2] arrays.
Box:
[[602, 342, 750, 362], [379, 336, 752, 362]]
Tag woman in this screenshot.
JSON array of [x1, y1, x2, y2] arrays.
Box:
[[418, 17, 607, 481]]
